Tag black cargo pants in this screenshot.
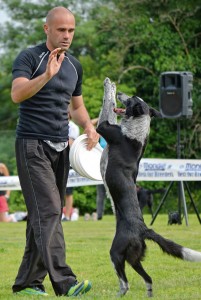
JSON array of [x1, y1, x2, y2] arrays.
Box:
[[12, 139, 77, 295]]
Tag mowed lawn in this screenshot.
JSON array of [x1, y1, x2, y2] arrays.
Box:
[[0, 214, 201, 300]]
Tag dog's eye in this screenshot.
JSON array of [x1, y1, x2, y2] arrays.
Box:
[[127, 99, 131, 106]]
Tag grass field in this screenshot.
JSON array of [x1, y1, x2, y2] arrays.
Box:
[[0, 214, 201, 300]]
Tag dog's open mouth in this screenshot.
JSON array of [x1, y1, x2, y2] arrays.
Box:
[[113, 107, 126, 115]]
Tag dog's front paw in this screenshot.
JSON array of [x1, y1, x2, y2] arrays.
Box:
[[104, 77, 111, 86], [103, 77, 113, 104], [103, 77, 112, 99], [117, 287, 129, 297], [98, 77, 117, 125]]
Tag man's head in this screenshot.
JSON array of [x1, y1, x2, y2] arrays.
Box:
[[44, 7, 75, 52]]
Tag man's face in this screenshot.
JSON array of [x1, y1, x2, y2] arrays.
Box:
[[44, 13, 75, 51]]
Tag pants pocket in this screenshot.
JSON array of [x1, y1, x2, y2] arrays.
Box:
[[25, 139, 41, 159]]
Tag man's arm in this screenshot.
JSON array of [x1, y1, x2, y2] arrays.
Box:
[[11, 48, 65, 103], [11, 75, 49, 103], [70, 95, 99, 150]]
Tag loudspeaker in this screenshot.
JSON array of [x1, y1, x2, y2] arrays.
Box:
[[159, 71, 193, 118]]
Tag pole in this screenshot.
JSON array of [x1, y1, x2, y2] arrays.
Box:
[[177, 120, 189, 226]]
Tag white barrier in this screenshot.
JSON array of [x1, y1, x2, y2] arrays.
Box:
[[0, 159, 201, 191], [138, 158, 201, 181]]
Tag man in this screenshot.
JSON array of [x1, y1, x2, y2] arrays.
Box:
[[11, 6, 99, 297]]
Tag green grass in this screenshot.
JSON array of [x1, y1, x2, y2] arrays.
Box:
[[0, 214, 201, 299]]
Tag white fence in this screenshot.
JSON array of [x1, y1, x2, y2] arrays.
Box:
[[1, 159, 201, 191]]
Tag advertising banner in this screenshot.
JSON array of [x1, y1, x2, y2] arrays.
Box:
[[1, 159, 201, 191]]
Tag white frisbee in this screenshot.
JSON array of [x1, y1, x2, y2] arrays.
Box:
[[69, 134, 103, 181]]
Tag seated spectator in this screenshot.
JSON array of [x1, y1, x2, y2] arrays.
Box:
[[0, 162, 16, 222]]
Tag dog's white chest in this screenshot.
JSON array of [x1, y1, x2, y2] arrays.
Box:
[[121, 115, 151, 144]]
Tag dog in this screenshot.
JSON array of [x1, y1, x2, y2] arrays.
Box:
[[96, 77, 201, 297], [168, 211, 181, 225], [137, 186, 166, 217]]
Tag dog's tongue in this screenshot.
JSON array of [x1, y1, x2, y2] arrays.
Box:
[[113, 108, 125, 115]]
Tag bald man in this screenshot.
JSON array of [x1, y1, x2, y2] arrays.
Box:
[[11, 6, 97, 297]]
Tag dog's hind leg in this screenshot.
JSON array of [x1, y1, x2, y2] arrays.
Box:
[[110, 255, 129, 296], [130, 261, 153, 297], [110, 238, 129, 296]]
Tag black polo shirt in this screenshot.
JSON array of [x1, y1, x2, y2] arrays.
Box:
[[12, 43, 82, 142]]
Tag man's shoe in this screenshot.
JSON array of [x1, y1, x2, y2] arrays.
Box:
[[15, 286, 48, 296], [67, 280, 92, 297]]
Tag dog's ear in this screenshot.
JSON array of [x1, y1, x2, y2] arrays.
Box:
[[150, 107, 162, 118]]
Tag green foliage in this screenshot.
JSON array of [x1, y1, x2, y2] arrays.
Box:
[[73, 185, 97, 215], [0, 131, 16, 172], [73, 185, 113, 216], [9, 191, 26, 213]]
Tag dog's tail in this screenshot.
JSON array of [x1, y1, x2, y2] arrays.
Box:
[[145, 228, 201, 262]]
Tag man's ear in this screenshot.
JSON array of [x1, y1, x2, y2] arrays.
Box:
[[43, 24, 48, 35], [150, 107, 163, 118]]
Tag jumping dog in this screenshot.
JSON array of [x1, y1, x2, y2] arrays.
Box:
[[96, 77, 201, 297]]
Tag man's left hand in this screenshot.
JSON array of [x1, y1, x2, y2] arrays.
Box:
[[84, 126, 99, 150]]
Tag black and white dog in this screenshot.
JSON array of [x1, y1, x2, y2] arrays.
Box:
[[137, 186, 166, 217], [96, 77, 201, 297]]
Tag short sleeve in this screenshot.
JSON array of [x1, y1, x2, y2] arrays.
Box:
[[71, 57, 83, 97], [12, 50, 36, 81], [72, 65, 83, 96]]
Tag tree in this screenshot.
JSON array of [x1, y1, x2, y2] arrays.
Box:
[[86, 0, 201, 159]]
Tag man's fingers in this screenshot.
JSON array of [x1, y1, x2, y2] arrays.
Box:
[[86, 139, 99, 150], [86, 134, 100, 150]]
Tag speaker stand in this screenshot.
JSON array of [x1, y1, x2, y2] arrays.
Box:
[[150, 120, 201, 226]]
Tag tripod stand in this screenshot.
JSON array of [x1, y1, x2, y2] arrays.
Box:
[[150, 119, 201, 226]]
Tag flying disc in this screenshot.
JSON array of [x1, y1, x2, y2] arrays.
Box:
[[69, 134, 103, 181], [69, 134, 87, 173], [76, 141, 103, 180]]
